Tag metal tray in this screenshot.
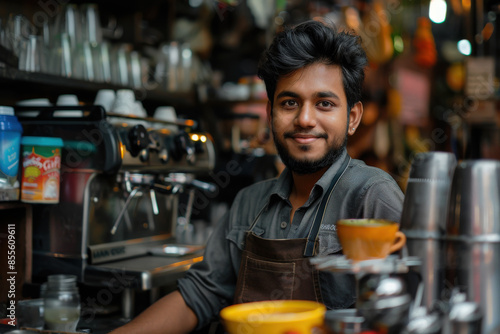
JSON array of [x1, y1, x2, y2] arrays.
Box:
[[310, 255, 421, 275], [148, 244, 205, 257]]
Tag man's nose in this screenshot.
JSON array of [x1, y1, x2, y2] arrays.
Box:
[[295, 104, 317, 128]]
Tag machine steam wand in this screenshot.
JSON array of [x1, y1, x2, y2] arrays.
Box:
[[110, 187, 141, 235]]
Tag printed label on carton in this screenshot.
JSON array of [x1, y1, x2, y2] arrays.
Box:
[[21, 147, 61, 203]]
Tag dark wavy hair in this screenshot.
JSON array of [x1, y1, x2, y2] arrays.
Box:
[[257, 19, 368, 111]]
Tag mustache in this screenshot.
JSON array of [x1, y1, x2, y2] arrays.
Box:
[[283, 130, 328, 139]]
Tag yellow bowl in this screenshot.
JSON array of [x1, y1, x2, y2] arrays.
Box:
[[220, 300, 326, 334]]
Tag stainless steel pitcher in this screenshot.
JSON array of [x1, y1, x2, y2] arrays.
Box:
[[444, 159, 500, 334], [400, 151, 457, 310]]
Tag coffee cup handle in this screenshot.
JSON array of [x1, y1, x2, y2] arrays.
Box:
[[389, 231, 406, 253]]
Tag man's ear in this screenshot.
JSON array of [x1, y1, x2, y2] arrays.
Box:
[[348, 102, 363, 136], [266, 100, 272, 128]]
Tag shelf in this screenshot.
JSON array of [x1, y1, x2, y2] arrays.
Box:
[[205, 98, 268, 107], [0, 67, 198, 109], [310, 255, 422, 275]]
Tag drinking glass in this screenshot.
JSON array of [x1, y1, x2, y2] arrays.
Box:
[[179, 42, 193, 92], [167, 41, 180, 92], [92, 41, 112, 83], [47, 32, 73, 77], [6, 14, 36, 56], [51, 4, 82, 50], [129, 50, 142, 89], [110, 44, 131, 86], [18, 35, 46, 73], [73, 40, 94, 81], [81, 3, 103, 46]]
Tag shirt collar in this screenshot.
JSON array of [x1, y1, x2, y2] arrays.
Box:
[[314, 148, 350, 193]]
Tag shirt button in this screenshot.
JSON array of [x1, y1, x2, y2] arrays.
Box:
[[280, 221, 287, 229]]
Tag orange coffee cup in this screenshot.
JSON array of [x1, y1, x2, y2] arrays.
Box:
[[336, 219, 406, 262]]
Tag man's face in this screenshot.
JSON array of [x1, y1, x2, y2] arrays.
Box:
[[269, 63, 350, 175]]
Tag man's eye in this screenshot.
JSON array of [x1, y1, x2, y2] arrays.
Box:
[[318, 101, 334, 108], [281, 100, 297, 107]]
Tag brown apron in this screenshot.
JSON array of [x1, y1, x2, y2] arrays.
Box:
[[233, 157, 350, 304]]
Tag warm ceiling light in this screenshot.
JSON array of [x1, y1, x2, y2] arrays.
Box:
[[429, 0, 447, 23], [462, 0, 471, 12], [457, 39, 472, 55]]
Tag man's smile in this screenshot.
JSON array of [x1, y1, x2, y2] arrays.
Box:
[[284, 132, 328, 145]]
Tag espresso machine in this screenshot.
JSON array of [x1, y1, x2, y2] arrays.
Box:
[[15, 105, 216, 317]]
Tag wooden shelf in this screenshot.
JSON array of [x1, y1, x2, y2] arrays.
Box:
[[0, 67, 198, 110], [205, 98, 268, 107]]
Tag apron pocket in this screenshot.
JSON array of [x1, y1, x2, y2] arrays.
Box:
[[239, 256, 295, 303]]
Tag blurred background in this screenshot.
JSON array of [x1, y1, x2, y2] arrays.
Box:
[[0, 1, 500, 330]]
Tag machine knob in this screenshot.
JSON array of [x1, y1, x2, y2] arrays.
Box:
[[128, 124, 150, 157], [171, 131, 195, 162], [159, 148, 169, 164], [139, 148, 149, 162]]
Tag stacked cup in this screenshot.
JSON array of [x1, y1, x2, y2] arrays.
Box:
[[444, 159, 500, 334], [399, 151, 457, 311]]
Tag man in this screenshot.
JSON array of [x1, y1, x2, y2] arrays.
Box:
[[110, 19, 403, 334]]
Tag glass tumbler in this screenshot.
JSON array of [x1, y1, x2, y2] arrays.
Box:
[[43, 274, 81, 331]]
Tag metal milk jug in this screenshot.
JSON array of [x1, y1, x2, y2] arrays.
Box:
[[444, 159, 500, 334], [400, 151, 456, 310]]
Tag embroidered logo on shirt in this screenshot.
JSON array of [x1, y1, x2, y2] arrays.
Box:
[[320, 224, 337, 231]]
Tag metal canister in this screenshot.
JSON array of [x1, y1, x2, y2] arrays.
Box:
[[444, 159, 500, 334], [400, 151, 457, 310]]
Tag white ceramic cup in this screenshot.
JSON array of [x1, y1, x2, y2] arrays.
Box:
[[16, 98, 52, 106], [56, 94, 79, 106], [153, 106, 178, 131], [94, 89, 116, 112], [16, 98, 52, 117], [133, 100, 147, 118], [54, 94, 82, 117], [111, 89, 135, 115]]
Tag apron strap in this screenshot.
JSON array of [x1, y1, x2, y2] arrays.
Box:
[[304, 156, 350, 257]]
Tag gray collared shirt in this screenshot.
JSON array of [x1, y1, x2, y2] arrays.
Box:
[[178, 150, 404, 329]]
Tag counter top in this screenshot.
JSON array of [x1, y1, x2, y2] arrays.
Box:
[[84, 252, 204, 291], [0, 314, 128, 334]]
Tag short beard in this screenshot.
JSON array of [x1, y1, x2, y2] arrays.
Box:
[[273, 129, 348, 175]]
